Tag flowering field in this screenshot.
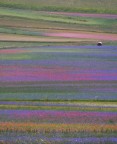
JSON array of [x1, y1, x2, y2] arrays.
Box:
[[0, 45, 117, 144], [0, 46, 117, 100], [0, 0, 117, 143], [0, 101, 117, 144]]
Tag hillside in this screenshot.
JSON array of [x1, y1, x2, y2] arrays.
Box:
[[0, 0, 117, 14]]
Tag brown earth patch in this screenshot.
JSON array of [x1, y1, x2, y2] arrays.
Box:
[[0, 33, 95, 42]]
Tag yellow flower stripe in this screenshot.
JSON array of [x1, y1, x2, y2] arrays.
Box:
[[0, 122, 117, 133]]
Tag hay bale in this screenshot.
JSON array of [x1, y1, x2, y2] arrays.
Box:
[[97, 42, 102, 46]]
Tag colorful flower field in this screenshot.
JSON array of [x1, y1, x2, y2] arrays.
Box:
[[0, 101, 117, 144], [0, 46, 117, 100], [0, 0, 117, 143], [0, 45, 117, 143]]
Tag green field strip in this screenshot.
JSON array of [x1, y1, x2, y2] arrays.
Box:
[[0, 99, 117, 103], [0, 7, 85, 22], [0, 0, 117, 14], [0, 104, 117, 112], [0, 15, 117, 34], [0, 8, 116, 26], [0, 41, 97, 49]]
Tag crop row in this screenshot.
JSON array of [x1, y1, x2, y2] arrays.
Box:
[[0, 122, 117, 133], [0, 104, 117, 112], [0, 110, 117, 124]]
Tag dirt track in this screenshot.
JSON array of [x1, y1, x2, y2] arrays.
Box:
[[0, 30, 117, 42], [45, 31, 117, 41], [0, 34, 84, 42]]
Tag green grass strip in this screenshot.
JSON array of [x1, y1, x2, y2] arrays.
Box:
[[0, 105, 117, 112], [0, 0, 117, 14]]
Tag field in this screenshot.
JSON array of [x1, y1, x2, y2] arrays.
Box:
[[0, 45, 117, 100], [0, 101, 117, 144], [0, 0, 117, 14], [0, 0, 117, 143]]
